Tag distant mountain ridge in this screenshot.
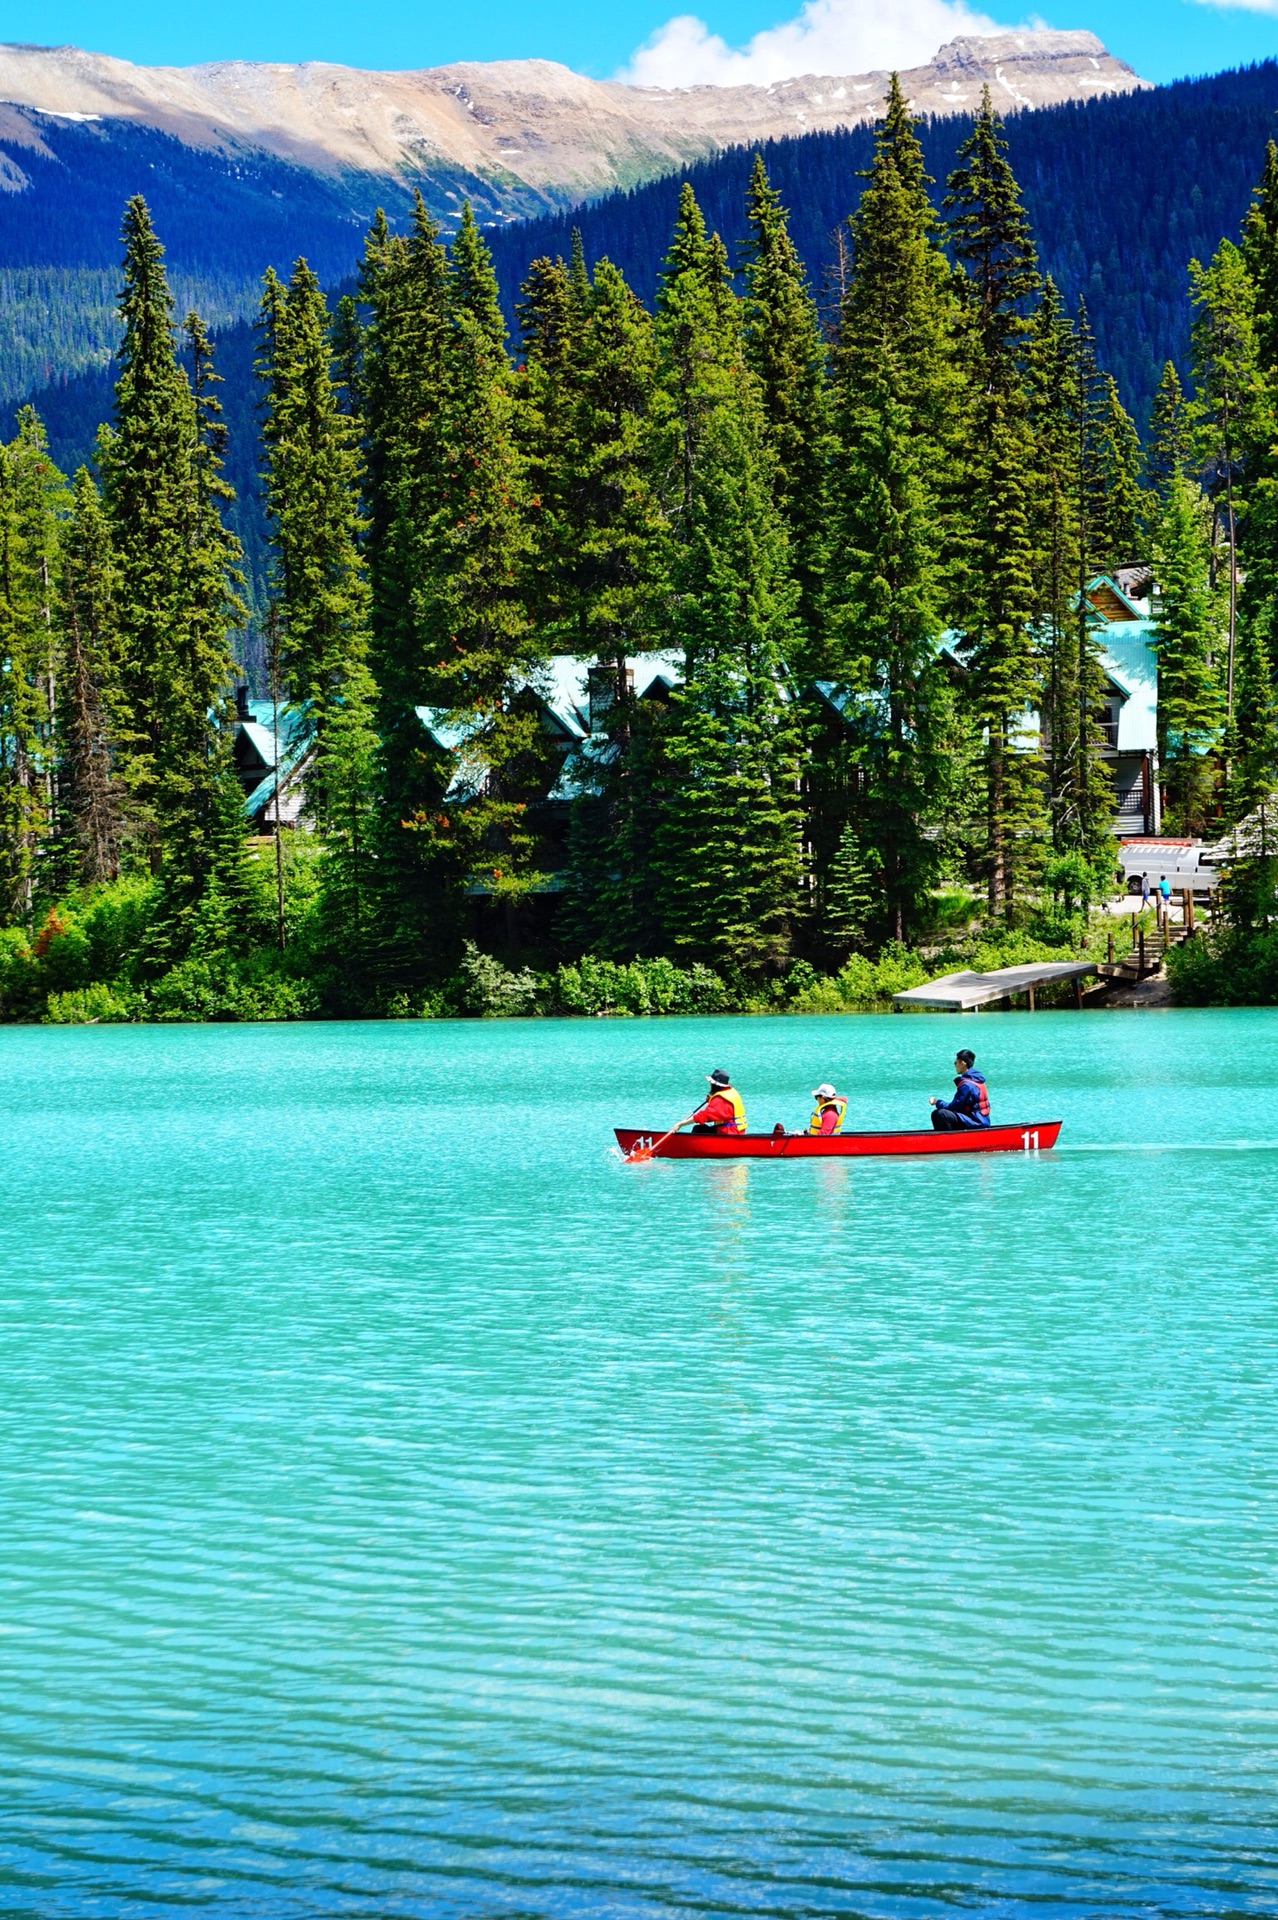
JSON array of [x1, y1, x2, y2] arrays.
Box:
[[0, 31, 1147, 209]]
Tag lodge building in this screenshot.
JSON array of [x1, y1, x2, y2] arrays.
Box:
[[231, 572, 1166, 855]]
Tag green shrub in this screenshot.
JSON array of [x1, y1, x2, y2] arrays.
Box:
[[1167, 927, 1278, 1005], [453, 941, 540, 1017], [0, 925, 35, 1019], [547, 953, 729, 1016], [788, 974, 850, 1013], [870, 943, 930, 1000], [76, 877, 159, 985], [149, 952, 320, 1022], [44, 983, 141, 1024]]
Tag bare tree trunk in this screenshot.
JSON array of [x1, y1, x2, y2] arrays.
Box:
[[988, 733, 1005, 918]]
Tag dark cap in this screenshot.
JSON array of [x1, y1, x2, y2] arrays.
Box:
[[707, 1069, 731, 1088]]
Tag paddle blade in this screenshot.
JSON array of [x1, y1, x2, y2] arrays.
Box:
[[626, 1146, 655, 1162]]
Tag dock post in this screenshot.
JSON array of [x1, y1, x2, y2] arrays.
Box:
[[1138, 927, 1146, 972], [1028, 983, 1036, 1012], [1107, 932, 1114, 965], [1074, 978, 1083, 1009]]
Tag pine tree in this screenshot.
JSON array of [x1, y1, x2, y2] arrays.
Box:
[[946, 91, 1045, 917], [519, 249, 672, 954], [1232, 145, 1278, 816], [1190, 239, 1266, 717], [1093, 375, 1145, 570], [102, 198, 243, 950], [1151, 469, 1225, 831], [421, 205, 540, 907], [258, 256, 379, 996], [967, 395, 1046, 917], [945, 86, 1039, 385], [827, 75, 964, 940], [1147, 360, 1192, 492], [820, 819, 878, 961], [0, 408, 63, 920], [1026, 287, 1114, 878], [740, 153, 831, 657], [1242, 138, 1278, 374], [650, 185, 804, 977], [258, 259, 372, 789], [59, 467, 126, 885], [359, 200, 541, 986], [357, 198, 458, 985]]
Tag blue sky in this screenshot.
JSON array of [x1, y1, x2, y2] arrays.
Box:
[[2, 0, 1275, 86]]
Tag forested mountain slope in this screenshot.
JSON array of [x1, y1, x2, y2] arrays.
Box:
[[486, 58, 1278, 425], [17, 59, 1278, 619]]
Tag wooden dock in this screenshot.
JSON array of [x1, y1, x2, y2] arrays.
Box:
[[893, 960, 1098, 1012]]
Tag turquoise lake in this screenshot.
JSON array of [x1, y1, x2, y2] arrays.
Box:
[[0, 1008, 1276, 1916]]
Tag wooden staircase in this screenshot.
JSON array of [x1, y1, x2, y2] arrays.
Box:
[[1097, 903, 1195, 984]]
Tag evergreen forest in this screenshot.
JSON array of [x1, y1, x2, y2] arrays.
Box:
[[4, 82, 1278, 1024]]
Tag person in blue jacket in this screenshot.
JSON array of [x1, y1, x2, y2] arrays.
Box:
[[930, 1049, 990, 1130]]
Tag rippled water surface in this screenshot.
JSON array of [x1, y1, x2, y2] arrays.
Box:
[[1, 1009, 1276, 1917]]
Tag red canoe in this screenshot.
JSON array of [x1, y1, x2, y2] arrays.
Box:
[[616, 1121, 1062, 1159]]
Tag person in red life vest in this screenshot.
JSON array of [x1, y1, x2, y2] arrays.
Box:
[[930, 1048, 990, 1130], [691, 1069, 747, 1134], [807, 1083, 848, 1135]]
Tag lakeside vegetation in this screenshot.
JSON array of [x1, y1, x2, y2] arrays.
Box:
[[4, 84, 1278, 1020]]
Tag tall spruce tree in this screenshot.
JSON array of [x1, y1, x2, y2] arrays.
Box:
[[519, 249, 672, 954], [1093, 375, 1145, 571], [360, 201, 541, 986], [1242, 138, 1278, 374], [258, 257, 379, 994], [1232, 146, 1278, 813], [650, 186, 804, 977], [1147, 361, 1192, 491], [946, 89, 1046, 917], [358, 198, 458, 985], [827, 76, 964, 940], [1152, 469, 1225, 831], [0, 408, 63, 920], [258, 260, 373, 786], [59, 466, 125, 885], [741, 153, 831, 657], [1190, 239, 1266, 718], [102, 198, 243, 949], [1026, 283, 1110, 873]]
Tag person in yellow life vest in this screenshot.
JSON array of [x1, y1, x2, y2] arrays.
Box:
[[807, 1083, 848, 1136], [690, 1069, 747, 1134]]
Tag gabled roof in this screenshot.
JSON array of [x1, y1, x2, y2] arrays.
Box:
[[234, 699, 314, 824], [1085, 574, 1146, 622]]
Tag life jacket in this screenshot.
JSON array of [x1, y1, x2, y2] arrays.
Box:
[[715, 1086, 747, 1134], [958, 1070, 990, 1122], [807, 1094, 847, 1135]]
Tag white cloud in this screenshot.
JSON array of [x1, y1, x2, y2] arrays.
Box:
[[618, 0, 1006, 88], [1188, 0, 1278, 11]]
